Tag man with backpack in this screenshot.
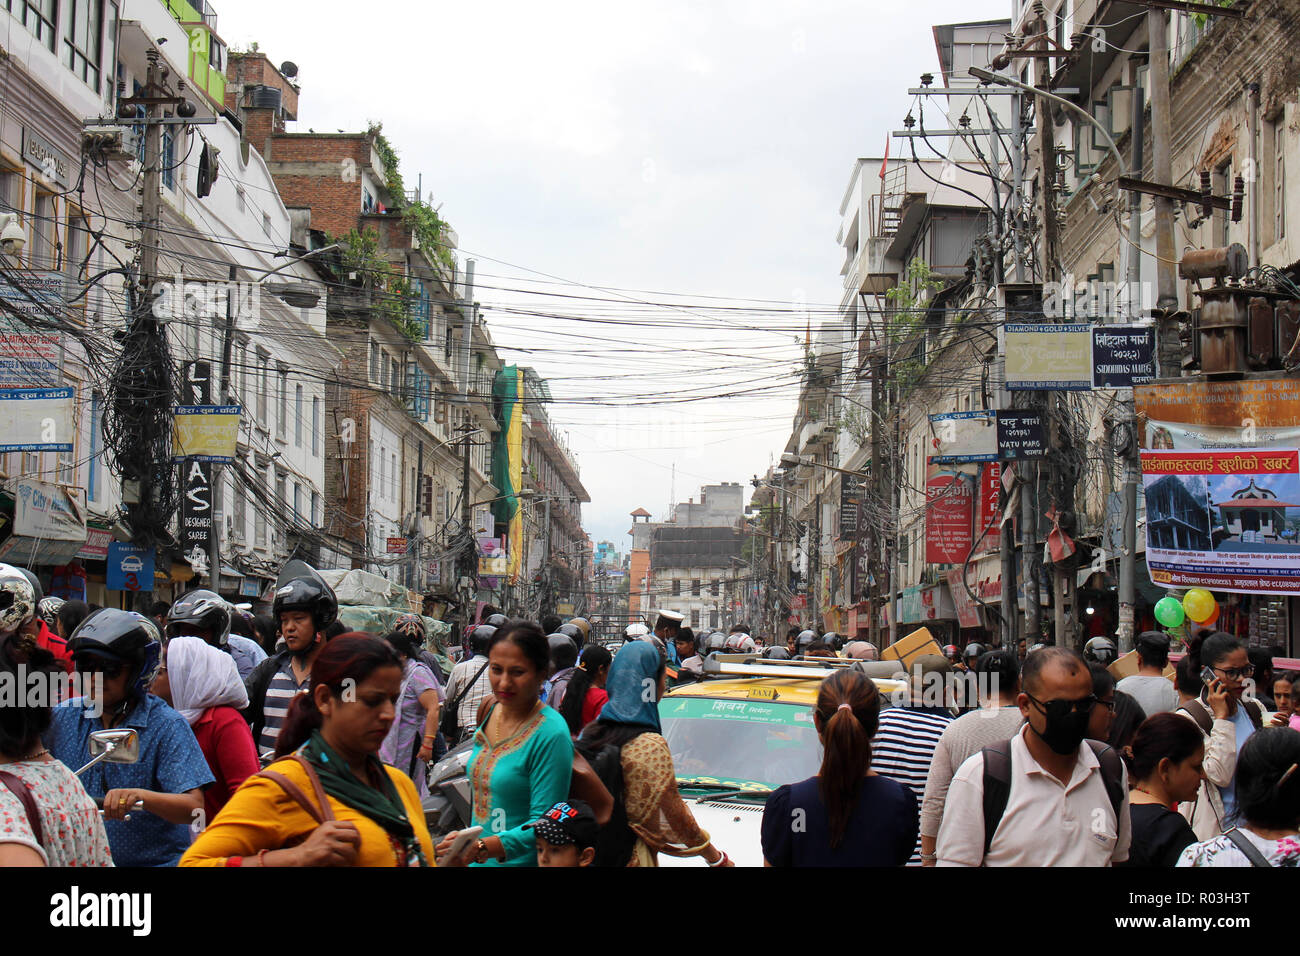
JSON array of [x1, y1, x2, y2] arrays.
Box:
[[935, 646, 1130, 866]]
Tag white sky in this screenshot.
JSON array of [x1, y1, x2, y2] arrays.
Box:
[[213, 0, 1007, 553]]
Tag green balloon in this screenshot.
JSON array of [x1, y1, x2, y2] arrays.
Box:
[[1154, 596, 1185, 628]]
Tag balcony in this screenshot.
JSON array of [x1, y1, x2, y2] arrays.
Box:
[[798, 417, 836, 453], [164, 0, 227, 108]]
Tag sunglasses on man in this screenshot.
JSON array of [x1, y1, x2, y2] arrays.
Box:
[[1025, 691, 1098, 720], [73, 655, 126, 679]]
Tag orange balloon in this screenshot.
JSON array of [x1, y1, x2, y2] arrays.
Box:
[[1201, 602, 1220, 628]]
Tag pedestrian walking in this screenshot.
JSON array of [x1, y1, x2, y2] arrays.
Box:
[[579, 640, 731, 867], [0, 653, 112, 866], [558, 644, 611, 737], [920, 649, 1024, 865], [437, 622, 572, 867], [762, 669, 917, 866], [1116, 631, 1178, 715], [181, 635, 434, 867], [872, 654, 954, 865], [936, 647, 1130, 866], [150, 635, 259, 824], [378, 629, 442, 797], [1176, 727, 1300, 867], [1119, 713, 1202, 867], [442, 624, 495, 745], [1177, 630, 1266, 841]]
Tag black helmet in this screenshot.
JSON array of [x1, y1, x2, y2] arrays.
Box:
[[485, 613, 509, 628], [822, 632, 841, 650], [762, 645, 791, 660], [1084, 636, 1118, 666], [272, 561, 337, 631], [167, 588, 231, 647], [703, 632, 728, 654], [557, 623, 582, 640], [547, 633, 578, 658], [469, 624, 496, 656], [796, 629, 816, 647], [68, 608, 163, 699], [963, 642, 986, 661]]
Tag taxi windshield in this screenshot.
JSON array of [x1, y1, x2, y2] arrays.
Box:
[[659, 695, 822, 792]]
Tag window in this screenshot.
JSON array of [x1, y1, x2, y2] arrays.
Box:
[[294, 384, 303, 446], [710, 578, 719, 596], [390, 358, 400, 397], [63, 209, 87, 285], [255, 472, 268, 547], [277, 368, 287, 438], [691, 579, 700, 596], [63, 0, 103, 90], [672, 579, 680, 596], [311, 491, 319, 526], [255, 348, 269, 424], [311, 397, 320, 455], [709, 609, 719, 630], [0, 166, 17, 213], [87, 390, 102, 501], [391, 452, 397, 500], [235, 484, 246, 538], [293, 482, 301, 521], [22, 0, 57, 52], [274, 473, 286, 535], [1274, 116, 1287, 242], [690, 609, 700, 628], [380, 353, 389, 390], [370, 339, 380, 382], [31, 192, 55, 269]]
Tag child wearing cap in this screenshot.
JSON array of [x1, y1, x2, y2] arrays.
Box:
[[527, 799, 598, 867]]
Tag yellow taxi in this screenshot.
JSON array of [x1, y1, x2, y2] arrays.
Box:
[[657, 656, 906, 866]]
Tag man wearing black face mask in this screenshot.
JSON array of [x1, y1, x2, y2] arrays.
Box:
[[935, 647, 1130, 866]]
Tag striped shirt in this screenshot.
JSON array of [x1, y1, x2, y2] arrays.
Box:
[[445, 654, 493, 743], [258, 663, 310, 758], [872, 706, 954, 865]]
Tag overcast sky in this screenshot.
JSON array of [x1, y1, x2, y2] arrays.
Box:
[[214, 0, 1007, 553]]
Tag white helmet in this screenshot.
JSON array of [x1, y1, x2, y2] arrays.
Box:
[[625, 622, 649, 638], [0, 564, 37, 636], [725, 632, 756, 653]]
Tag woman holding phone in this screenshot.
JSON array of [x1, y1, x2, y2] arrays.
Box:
[[1176, 631, 1266, 841]]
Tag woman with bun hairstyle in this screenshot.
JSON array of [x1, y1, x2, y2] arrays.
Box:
[[1177, 630, 1267, 841], [761, 669, 918, 866], [181, 634, 435, 867], [1119, 712, 1203, 867]]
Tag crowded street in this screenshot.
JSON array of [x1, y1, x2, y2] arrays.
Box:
[[1, 0, 1298, 936]]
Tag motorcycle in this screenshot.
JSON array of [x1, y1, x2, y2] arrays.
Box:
[[422, 736, 474, 840]]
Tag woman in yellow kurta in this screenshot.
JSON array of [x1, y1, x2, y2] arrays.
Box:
[[181, 634, 435, 867]]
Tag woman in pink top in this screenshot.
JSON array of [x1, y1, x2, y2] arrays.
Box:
[[558, 645, 612, 737], [152, 636, 259, 824]]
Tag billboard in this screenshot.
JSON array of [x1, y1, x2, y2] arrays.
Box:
[[930, 410, 997, 463], [1004, 323, 1093, 390], [172, 405, 241, 462], [1142, 448, 1300, 594], [925, 459, 976, 565], [0, 387, 73, 451], [0, 271, 64, 386], [1136, 378, 1300, 450]]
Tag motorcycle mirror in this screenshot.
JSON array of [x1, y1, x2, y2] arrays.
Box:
[[88, 728, 139, 765]]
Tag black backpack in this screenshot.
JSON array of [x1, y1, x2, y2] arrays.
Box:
[[980, 738, 1125, 857], [575, 736, 637, 867]]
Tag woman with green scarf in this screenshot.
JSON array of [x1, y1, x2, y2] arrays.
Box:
[[181, 634, 436, 867]]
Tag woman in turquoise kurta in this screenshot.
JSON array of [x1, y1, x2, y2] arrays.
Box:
[[452, 621, 573, 866]]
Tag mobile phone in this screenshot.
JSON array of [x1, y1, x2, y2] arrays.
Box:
[[1201, 666, 1217, 686], [440, 825, 483, 864]]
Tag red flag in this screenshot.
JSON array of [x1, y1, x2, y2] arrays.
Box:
[[879, 135, 890, 180]]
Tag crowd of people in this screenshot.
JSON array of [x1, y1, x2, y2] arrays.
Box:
[[2, 556, 1298, 869]]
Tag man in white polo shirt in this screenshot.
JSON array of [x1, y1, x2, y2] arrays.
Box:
[[936, 646, 1130, 866]]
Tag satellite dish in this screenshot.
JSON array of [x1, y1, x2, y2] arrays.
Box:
[[280, 61, 299, 78]]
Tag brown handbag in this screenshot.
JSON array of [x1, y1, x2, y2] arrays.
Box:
[[258, 754, 336, 826]]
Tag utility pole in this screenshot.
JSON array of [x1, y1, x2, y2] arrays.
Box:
[[209, 260, 237, 593], [458, 260, 477, 631], [1148, 8, 1181, 374], [1118, 76, 1146, 654], [869, 352, 883, 650]]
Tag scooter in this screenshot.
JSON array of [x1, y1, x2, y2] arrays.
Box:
[[421, 737, 474, 840], [76, 727, 145, 819]]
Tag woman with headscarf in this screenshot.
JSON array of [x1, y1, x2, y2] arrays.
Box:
[[578, 640, 733, 867], [152, 635, 259, 823]]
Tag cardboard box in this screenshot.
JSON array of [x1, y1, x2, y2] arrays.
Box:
[[1108, 649, 1175, 682], [881, 627, 946, 672]]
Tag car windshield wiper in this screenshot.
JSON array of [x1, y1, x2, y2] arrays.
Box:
[[677, 779, 774, 803]]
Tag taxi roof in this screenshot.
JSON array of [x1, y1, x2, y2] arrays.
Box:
[[666, 676, 825, 705]]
